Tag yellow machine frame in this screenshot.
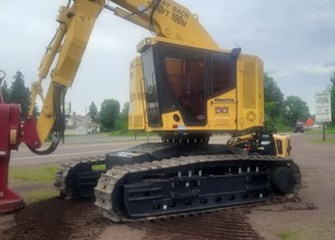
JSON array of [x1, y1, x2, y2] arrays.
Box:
[[128, 37, 264, 134]]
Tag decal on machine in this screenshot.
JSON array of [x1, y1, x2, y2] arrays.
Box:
[[156, 1, 189, 27], [211, 98, 235, 104], [215, 107, 229, 114]]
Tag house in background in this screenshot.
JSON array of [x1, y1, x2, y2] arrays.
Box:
[[65, 112, 101, 135]]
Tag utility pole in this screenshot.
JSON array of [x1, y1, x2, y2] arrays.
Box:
[[85, 106, 88, 135]]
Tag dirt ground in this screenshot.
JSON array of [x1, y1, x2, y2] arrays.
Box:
[[249, 133, 335, 240], [1, 133, 335, 240]]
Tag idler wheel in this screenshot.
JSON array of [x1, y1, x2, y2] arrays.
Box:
[[271, 166, 297, 194]]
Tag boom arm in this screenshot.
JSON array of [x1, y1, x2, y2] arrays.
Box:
[[107, 0, 218, 48], [27, 0, 105, 154], [25, 0, 218, 154]]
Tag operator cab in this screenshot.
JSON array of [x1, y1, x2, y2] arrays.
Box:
[[138, 38, 238, 128]]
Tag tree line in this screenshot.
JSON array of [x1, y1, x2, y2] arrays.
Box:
[[1, 71, 32, 116], [2, 70, 335, 133], [265, 71, 335, 129], [87, 100, 129, 133], [264, 73, 310, 130], [0, 71, 129, 133]]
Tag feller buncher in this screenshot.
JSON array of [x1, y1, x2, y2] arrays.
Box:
[[0, 0, 300, 221]]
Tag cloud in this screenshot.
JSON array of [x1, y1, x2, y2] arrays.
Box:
[[1, 0, 335, 115], [273, 65, 335, 79], [300, 66, 335, 75], [324, 61, 335, 68]]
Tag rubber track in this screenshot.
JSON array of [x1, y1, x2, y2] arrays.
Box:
[[94, 154, 301, 222], [54, 156, 106, 199]]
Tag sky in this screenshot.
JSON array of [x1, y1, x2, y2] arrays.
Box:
[[1, 0, 334, 115]]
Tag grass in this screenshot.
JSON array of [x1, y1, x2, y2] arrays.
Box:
[[9, 165, 59, 205], [278, 230, 303, 240], [9, 165, 59, 183], [277, 221, 335, 240], [309, 137, 335, 143], [306, 126, 335, 135], [301, 126, 335, 143], [22, 189, 59, 205], [303, 128, 335, 143]]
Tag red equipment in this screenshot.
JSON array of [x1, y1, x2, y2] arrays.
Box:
[[0, 70, 24, 213]]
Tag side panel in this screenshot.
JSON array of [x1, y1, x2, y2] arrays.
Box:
[[273, 134, 291, 158], [207, 89, 237, 130], [128, 57, 146, 131], [236, 55, 264, 131]]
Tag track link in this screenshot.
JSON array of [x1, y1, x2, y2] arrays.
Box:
[[95, 154, 301, 222], [54, 156, 106, 199]]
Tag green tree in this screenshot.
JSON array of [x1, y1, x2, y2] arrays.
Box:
[[0, 80, 10, 103], [99, 99, 120, 131], [88, 101, 98, 122], [121, 102, 129, 119], [329, 72, 335, 125], [115, 102, 129, 133], [10, 71, 31, 117], [284, 96, 310, 127], [264, 73, 284, 119]]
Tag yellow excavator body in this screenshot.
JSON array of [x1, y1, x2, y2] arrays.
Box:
[[2, 0, 300, 221], [129, 38, 264, 136]]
